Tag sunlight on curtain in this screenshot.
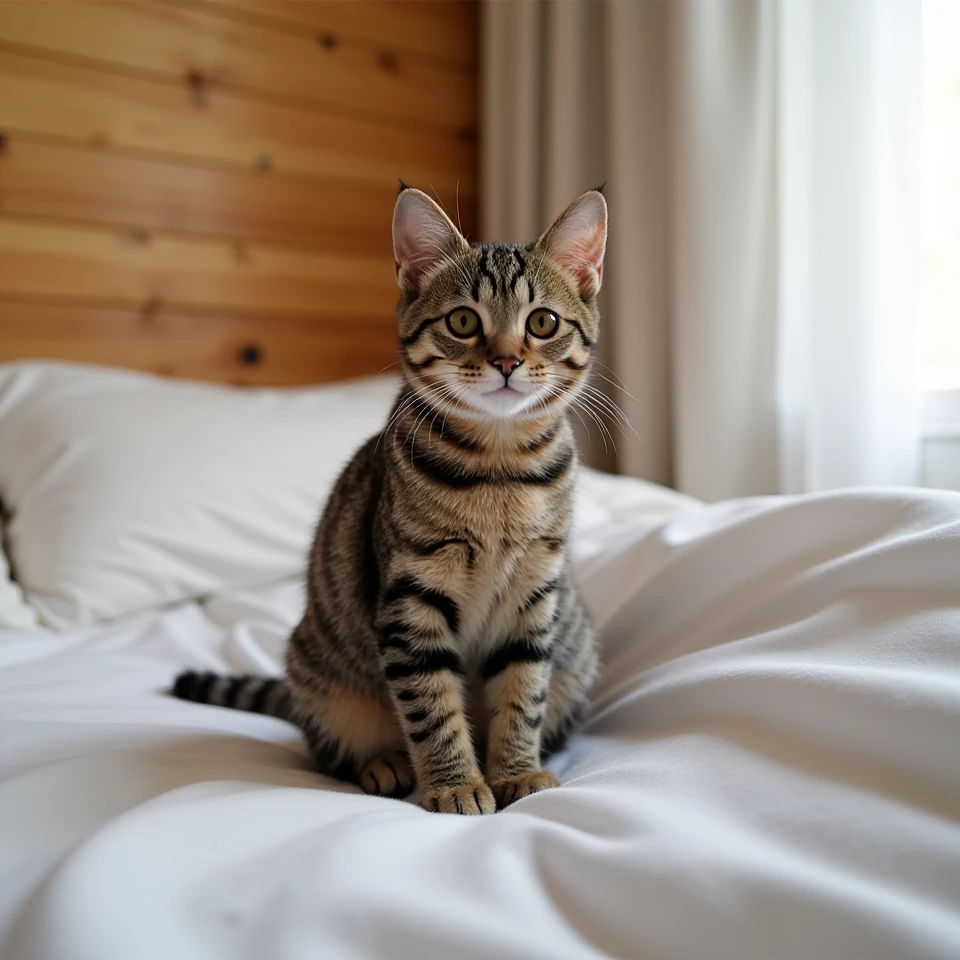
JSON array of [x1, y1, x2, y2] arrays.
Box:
[[921, 0, 960, 391], [775, 0, 920, 493]]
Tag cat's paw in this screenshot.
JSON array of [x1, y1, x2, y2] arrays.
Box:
[[421, 779, 496, 815], [490, 770, 559, 809], [360, 751, 415, 799]]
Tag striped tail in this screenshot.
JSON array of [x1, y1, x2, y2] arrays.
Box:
[[170, 671, 292, 721]]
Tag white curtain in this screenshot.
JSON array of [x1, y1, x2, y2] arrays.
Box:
[[482, 0, 921, 500]]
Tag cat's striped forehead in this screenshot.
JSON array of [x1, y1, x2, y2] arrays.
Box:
[[408, 241, 589, 326], [468, 245, 534, 303]]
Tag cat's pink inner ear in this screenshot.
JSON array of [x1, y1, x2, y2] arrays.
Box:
[[392, 189, 466, 294], [539, 192, 608, 296]]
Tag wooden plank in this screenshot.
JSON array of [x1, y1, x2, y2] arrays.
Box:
[[0, 48, 476, 191], [0, 137, 476, 252], [0, 217, 399, 318], [0, 1, 476, 132], [199, 0, 479, 68], [0, 299, 399, 386], [0, 137, 389, 254]]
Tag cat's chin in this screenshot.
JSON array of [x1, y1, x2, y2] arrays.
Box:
[[460, 385, 547, 420]]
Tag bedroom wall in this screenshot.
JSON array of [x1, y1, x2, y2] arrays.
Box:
[[0, 0, 479, 385]]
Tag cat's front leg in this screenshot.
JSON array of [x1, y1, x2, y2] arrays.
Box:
[[481, 580, 562, 808], [377, 574, 495, 815]]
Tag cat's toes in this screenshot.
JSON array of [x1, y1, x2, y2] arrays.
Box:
[[421, 779, 496, 815], [360, 751, 415, 798], [490, 770, 559, 809]]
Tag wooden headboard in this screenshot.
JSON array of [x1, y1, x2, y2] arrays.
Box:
[[0, 0, 478, 385]]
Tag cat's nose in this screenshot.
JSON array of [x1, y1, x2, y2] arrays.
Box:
[[490, 356, 523, 377]]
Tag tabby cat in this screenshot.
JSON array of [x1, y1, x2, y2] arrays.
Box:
[[172, 186, 607, 815]]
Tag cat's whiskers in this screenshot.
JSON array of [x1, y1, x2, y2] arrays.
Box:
[[572, 400, 606, 453], [537, 372, 600, 451], [539, 371, 617, 454], [376, 393, 421, 452], [405, 379, 463, 465], [403, 381, 452, 442], [532, 381, 572, 432], [428, 378, 467, 439], [573, 391, 618, 455], [409, 382, 453, 450], [425, 379, 464, 448], [439, 378, 471, 438], [589, 365, 646, 409], [546, 372, 612, 453], [579, 382, 643, 444], [377, 381, 447, 454]]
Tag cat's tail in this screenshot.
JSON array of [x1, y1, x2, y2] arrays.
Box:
[[170, 671, 292, 722]]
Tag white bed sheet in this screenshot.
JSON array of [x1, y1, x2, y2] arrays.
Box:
[[1, 474, 959, 960]]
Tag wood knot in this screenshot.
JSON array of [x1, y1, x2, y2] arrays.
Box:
[[377, 51, 399, 74], [255, 153, 272, 173], [239, 344, 262, 366], [121, 229, 150, 246], [0, 133, 7, 155], [186, 69, 208, 107], [317, 32, 338, 50], [141, 297, 162, 325]]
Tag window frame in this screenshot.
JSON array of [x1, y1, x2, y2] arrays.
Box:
[[921, 388, 960, 490]]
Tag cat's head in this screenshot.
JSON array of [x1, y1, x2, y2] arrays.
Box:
[[392, 186, 607, 421]]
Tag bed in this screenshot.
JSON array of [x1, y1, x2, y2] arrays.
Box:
[[1, 358, 959, 960]]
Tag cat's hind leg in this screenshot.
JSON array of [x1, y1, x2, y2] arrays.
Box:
[[293, 678, 414, 798], [539, 652, 596, 762], [287, 625, 412, 797], [359, 751, 415, 799], [539, 597, 599, 764]]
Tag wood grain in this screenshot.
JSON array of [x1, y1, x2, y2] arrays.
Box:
[[0, 0, 477, 388], [0, 218, 398, 318], [0, 48, 475, 191], [0, 1, 476, 132], [200, 0, 479, 67], [0, 137, 477, 251], [0, 299, 399, 386]]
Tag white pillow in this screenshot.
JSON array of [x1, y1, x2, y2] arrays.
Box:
[[0, 362, 400, 628]]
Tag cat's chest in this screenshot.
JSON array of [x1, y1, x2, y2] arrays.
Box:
[[456, 507, 568, 645], [454, 479, 561, 536]]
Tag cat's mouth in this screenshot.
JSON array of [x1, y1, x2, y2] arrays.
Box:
[[461, 381, 540, 418], [480, 384, 529, 408]]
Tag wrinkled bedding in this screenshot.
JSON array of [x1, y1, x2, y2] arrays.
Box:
[[1, 474, 959, 959]]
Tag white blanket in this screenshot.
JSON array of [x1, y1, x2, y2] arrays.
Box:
[[1, 476, 959, 960]]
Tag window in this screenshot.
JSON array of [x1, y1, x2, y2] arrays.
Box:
[[921, 0, 960, 389], [920, 0, 960, 489]]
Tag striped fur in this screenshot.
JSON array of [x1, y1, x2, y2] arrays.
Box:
[[171, 188, 606, 814]]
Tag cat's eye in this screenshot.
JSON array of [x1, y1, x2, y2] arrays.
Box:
[[526, 309, 559, 339], [446, 307, 481, 338]]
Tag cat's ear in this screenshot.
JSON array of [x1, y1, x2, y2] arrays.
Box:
[[535, 190, 608, 297], [393, 187, 468, 294]]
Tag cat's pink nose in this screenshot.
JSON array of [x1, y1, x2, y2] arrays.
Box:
[[490, 356, 523, 377]]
